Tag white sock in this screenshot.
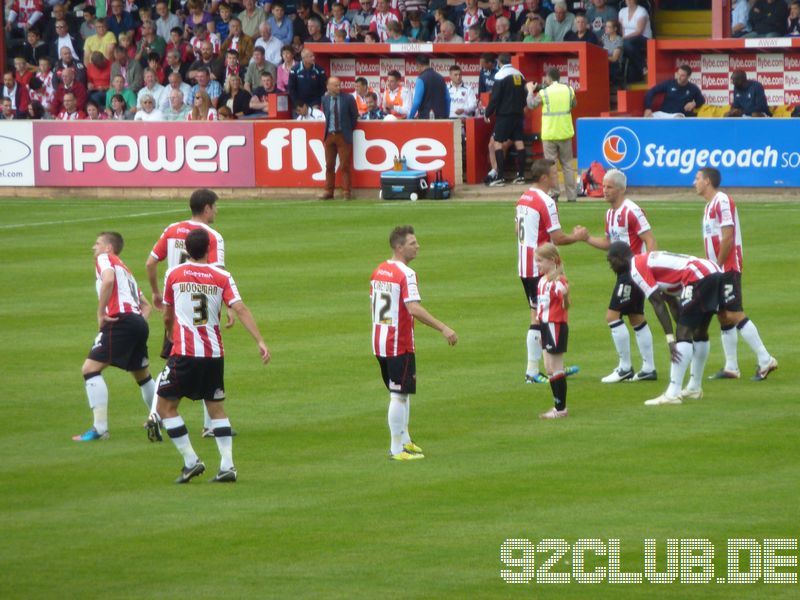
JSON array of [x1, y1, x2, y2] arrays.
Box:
[[488, 168, 497, 177], [666, 341, 693, 398], [401, 395, 412, 445], [149, 371, 162, 418], [633, 322, 655, 373], [163, 416, 199, 468], [738, 318, 771, 368], [138, 376, 156, 412], [687, 340, 710, 391], [202, 401, 212, 429], [526, 326, 542, 374], [720, 325, 739, 372], [609, 320, 632, 371], [388, 393, 407, 455], [85, 373, 109, 434], [211, 418, 234, 471]]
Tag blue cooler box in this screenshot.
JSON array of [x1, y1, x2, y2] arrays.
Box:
[[380, 170, 428, 200]]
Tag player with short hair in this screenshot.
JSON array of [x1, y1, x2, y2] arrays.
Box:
[[517, 159, 582, 383], [607, 243, 722, 406], [145, 188, 233, 439], [371, 226, 458, 461], [575, 168, 658, 383], [74, 232, 154, 441], [153, 228, 270, 483], [694, 167, 777, 382]]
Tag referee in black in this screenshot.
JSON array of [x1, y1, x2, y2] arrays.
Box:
[[484, 53, 528, 186]]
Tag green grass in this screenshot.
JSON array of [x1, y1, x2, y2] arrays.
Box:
[[0, 196, 797, 599]]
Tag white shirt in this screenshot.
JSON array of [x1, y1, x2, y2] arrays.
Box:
[[137, 84, 166, 110], [448, 83, 477, 118], [159, 83, 193, 112], [3, 85, 18, 109], [134, 108, 164, 121], [254, 35, 283, 66], [57, 35, 80, 60], [619, 6, 652, 38], [296, 107, 325, 121]]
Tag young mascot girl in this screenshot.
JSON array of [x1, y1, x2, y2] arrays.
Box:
[[535, 243, 571, 419]]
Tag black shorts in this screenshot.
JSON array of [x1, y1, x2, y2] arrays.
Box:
[[521, 276, 541, 309], [493, 115, 525, 143], [376, 353, 416, 394], [157, 356, 225, 402], [160, 328, 173, 360], [718, 271, 743, 312], [540, 322, 569, 354], [608, 271, 646, 315], [677, 273, 721, 329], [87, 313, 150, 371]]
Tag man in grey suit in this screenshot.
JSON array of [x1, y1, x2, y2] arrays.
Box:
[[110, 45, 144, 93], [320, 77, 359, 200]]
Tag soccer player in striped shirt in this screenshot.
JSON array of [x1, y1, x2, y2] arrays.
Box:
[[370, 226, 458, 461], [694, 168, 777, 382], [74, 232, 155, 441], [516, 159, 582, 384], [145, 189, 232, 439], [574, 169, 658, 383], [607, 243, 723, 406], [153, 228, 270, 483]]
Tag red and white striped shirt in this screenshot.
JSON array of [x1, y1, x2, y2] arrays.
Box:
[[163, 262, 241, 358], [630, 252, 722, 298], [369, 11, 400, 42], [57, 110, 86, 120], [326, 17, 351, 42], [537, 275, 569, 323], [516, 187, 561, 278], [703, 191, 743, 273], [9, 0, 44, 27], [150, 220, 225, 270], [605, 199, 651, 255], [370, 260, 421, 357], [96, 252, 143, 317]]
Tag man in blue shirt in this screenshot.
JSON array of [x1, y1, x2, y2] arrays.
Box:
[[287, 48, 327, 110], [726, 70, 771, 117], [644, 64, 705, 118]]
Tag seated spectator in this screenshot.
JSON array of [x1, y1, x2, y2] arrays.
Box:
[[746, 0, 788, 38], [726, 70, 770, 117], [222, 49, 245, 87], [382, 20, 405, 43], [86, 51, 112, 108], [332, 29, 349, 43], [137, 68, 167, 110], [85, 100, 107, 120], [137, 6, 157, 40], [448, 64, 477, 118], [352, 0, 376, 41], [239, 0, 267, 39], [269, 3, 295, 47], [276, 45, 296, 92], [111, 44, 144, 93], [146, 52, 167, 87], [52, 67, 87, 115], [486, 0, 513, 40], [118, 31, 139, 62], [436, 20, 463, 43], [602, 19, 624, 86], [166, 27, 195, 67], [327, 3, 351, 42], [644, 64, 704, 118], [586, 0, 618, 37], [460, 0, 486, 36], [295, 99, 325, 120], [370, 0, 401, 42], [190, 67, 223, 107], [55, 46, 88, 87], [107, 0, 137, 38], [27, 99, 46, 119], [405, 11, 432, 42], [162, 88, 192, 120], [31, 58, 55, 110], [160, 71, 192, 112], [244, 47, 277, 92], [787, 1, 800, 36], [136, 22, 167, 65], [215, 2, 234, 41], [565, 14, 601, 44], [27, 77, 50, 113], [155, 1, 182, 42], [218, 73, 252, 116], [188, 89, 219, 120], [189, 42, 225, 83], [352, 77, 375, 115], [306, 17, 329, 43], [514, 0, 551, 31], [0, 97, 24, 120], [364, 31, 380, 42], [105, 74, 137, 111], [249, 71, 278, 115], [3, 71, 30, 115], [106, 93, 133, 119], [731, 0, 752, 37], [185, 0, 214, 38], [619, 0, 652, 83], [361, 92, 386, 120], [218, 105, 237, 119], [47, 9, 81, 51], [84, 18, 117, 62], [81, 7, 98, 41], [190, 24, 221, 58], [254, 21, 283, 66], [22, 27, 50, 70], [163, 49, 189, 85], [223, 18, 256, 66], [465, 24, 484, 43], [13, 57, 33, 88], [545, 2, 575, 42], [494, 16, 517, 41], [56, 91, 86, 120], [523, 14, 552, 41], [5, 0, 44, 58], [134, 93, 164, 120]]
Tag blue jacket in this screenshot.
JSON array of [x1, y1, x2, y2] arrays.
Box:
[[408, 68, 450, 119], [288, 62, 327, 108], [322, 92, 359, 144], [268, 16, 294, 46], [732, 80, 770, 116], [644, 79, 705, 115]]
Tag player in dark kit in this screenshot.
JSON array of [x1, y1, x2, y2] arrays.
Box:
[[484, 53, 527, 186]]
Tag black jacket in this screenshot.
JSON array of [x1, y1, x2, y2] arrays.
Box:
[[485, 64, 526, 118]]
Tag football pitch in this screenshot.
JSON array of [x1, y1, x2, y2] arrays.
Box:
[[1, 195, 797, 599]]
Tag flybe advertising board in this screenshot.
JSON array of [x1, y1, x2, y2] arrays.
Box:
[[577, 118, 800, 187]]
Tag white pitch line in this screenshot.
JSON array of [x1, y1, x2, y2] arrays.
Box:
[[0, 208, 186, 230]]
